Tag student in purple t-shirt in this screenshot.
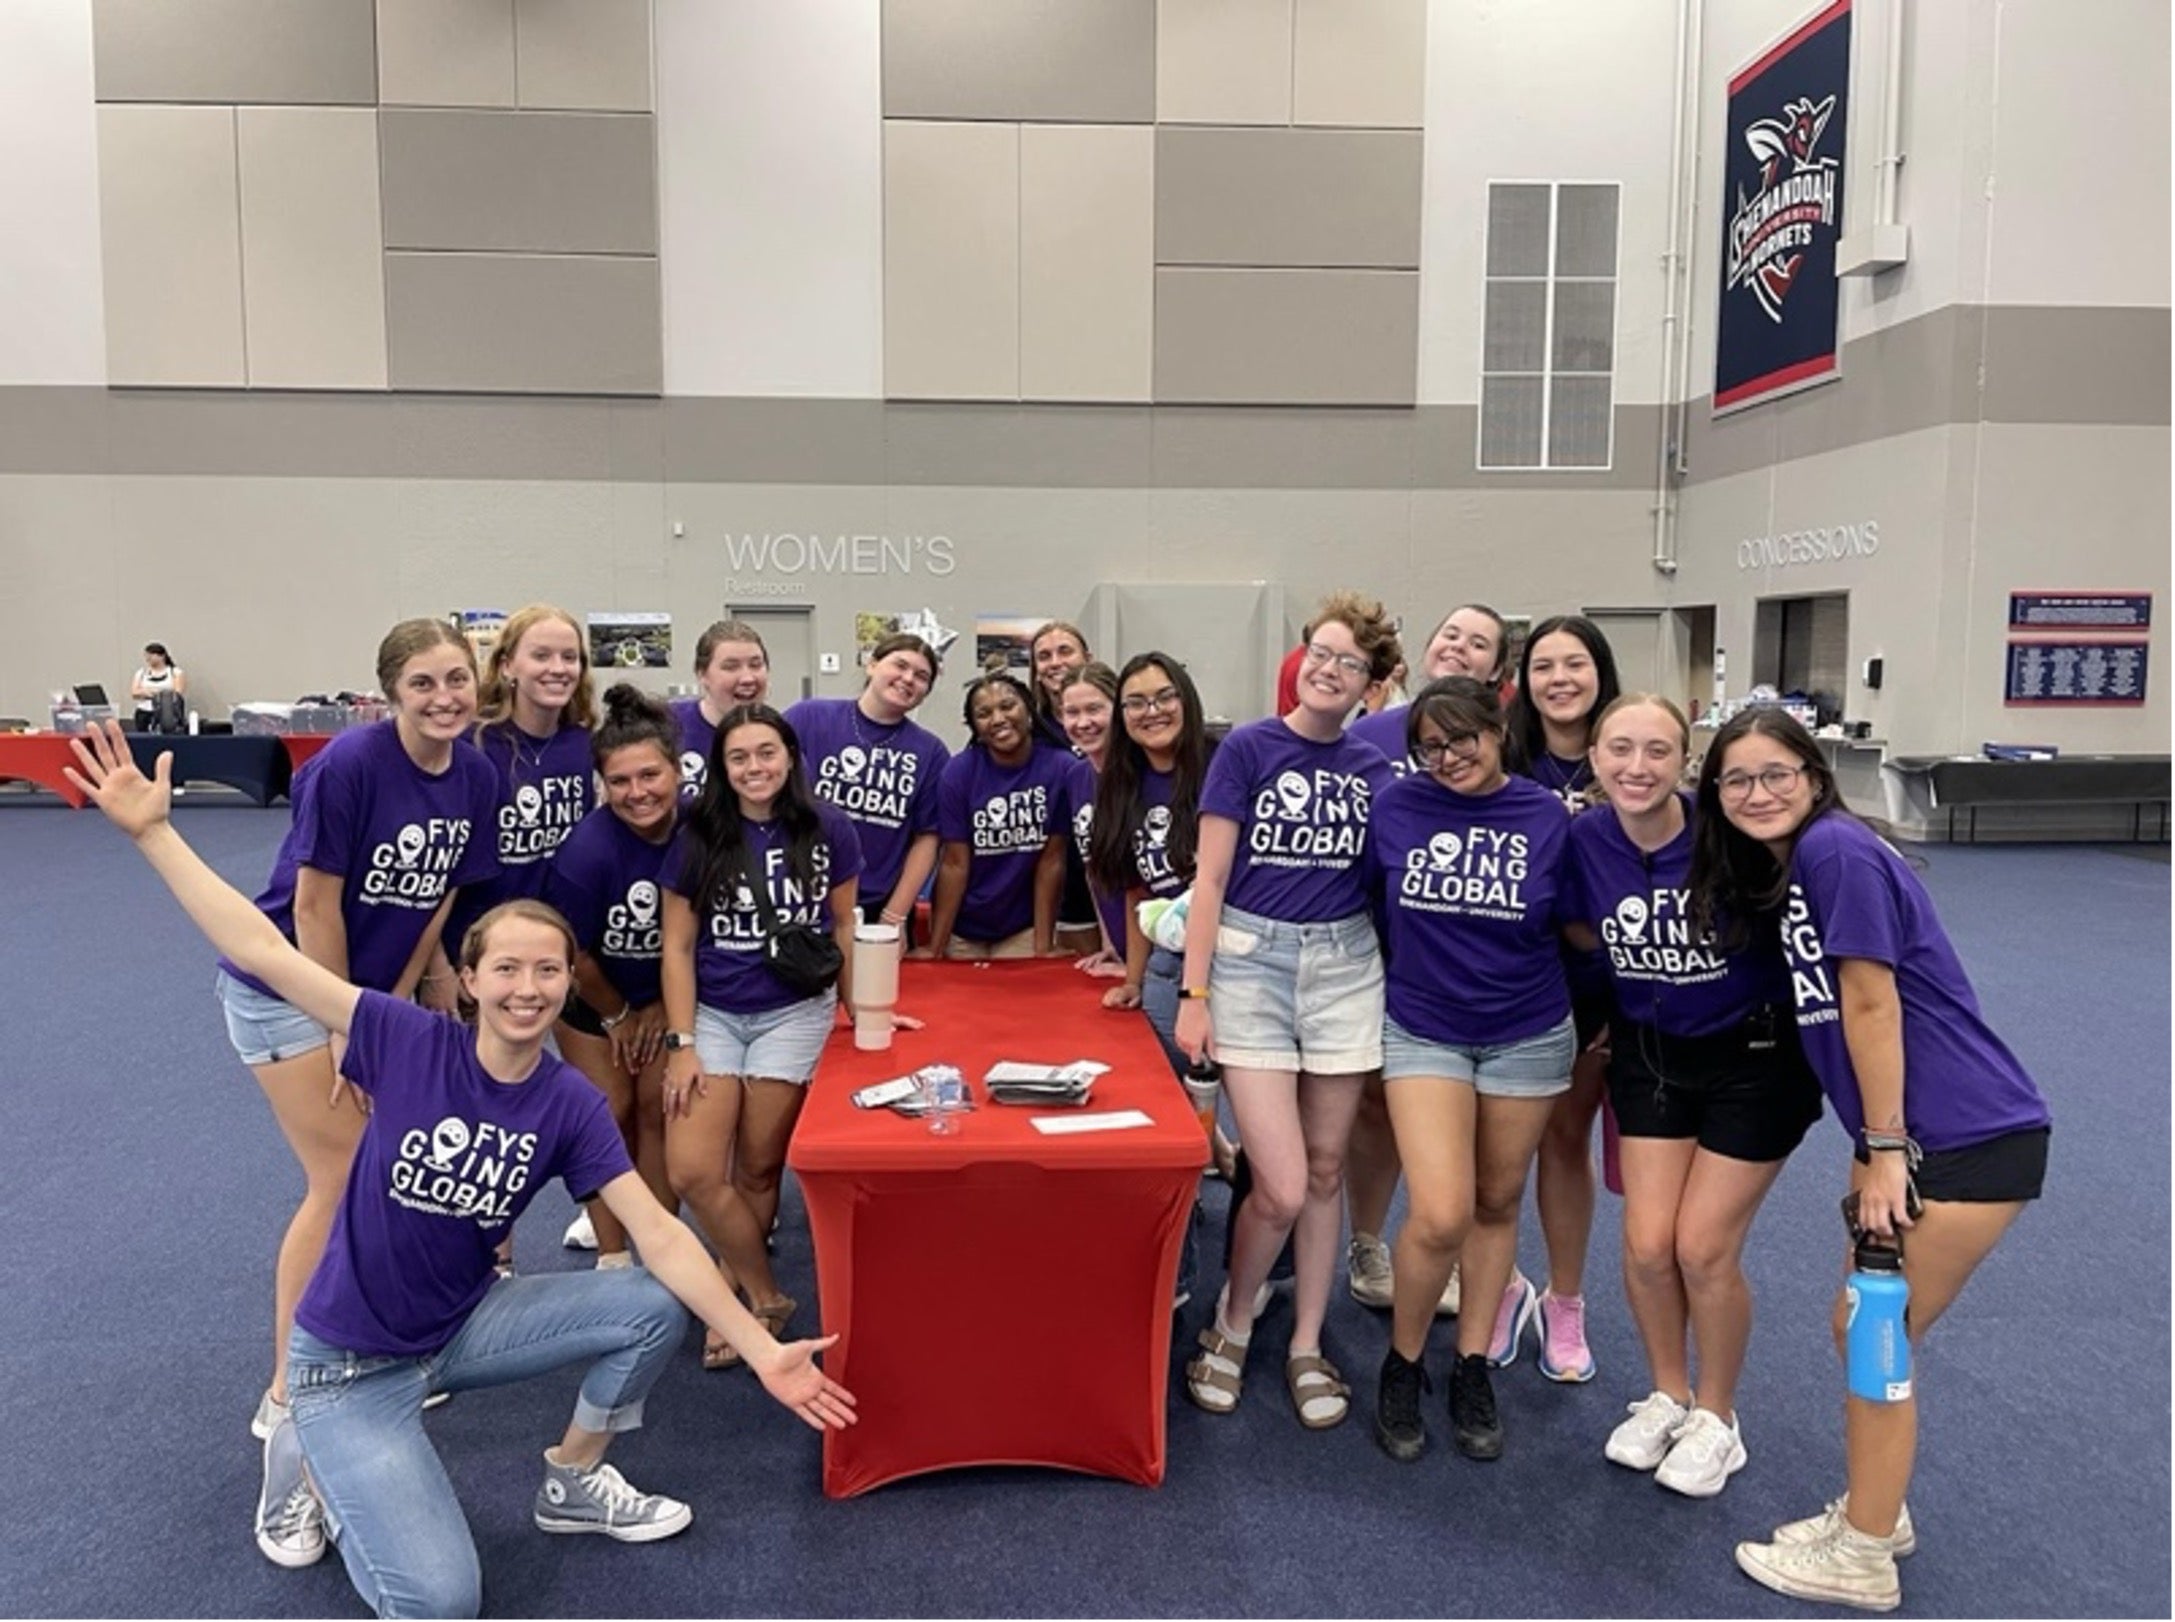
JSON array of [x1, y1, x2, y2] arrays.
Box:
[[671, 618, 771, 799], [543, 685, 686, 1270], [67, 721, 854, 1610], [918, 673, 1074, 959], [1026, 618, 1091, 750], [785, 631, 950, 945], [1503, 615, 1625, 1389], [1689, 708, 2052, 1611], [663, 704, 863, 1370], [1341, 602, 1515, 1336], [1175, 592, 1397, 1433], [1056, 662, 1127, 969], [212, 619, 502, 1450], [1561, 696, 1821, 1501], [1359, 676, 1575, 1464]]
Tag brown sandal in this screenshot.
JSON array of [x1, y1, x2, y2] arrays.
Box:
[[1184, 1328, 1245, 1414], [753, 1296, 798, 1338], [702, 1334, 742, 1372], [1285, 1353, 1350, 1429]]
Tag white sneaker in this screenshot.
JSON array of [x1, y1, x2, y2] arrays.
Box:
[[595, 1250, 634, 1271], [1604, 1390, 1689, 1471], [254, 1417, 327, 1569], [1436, 1261, 1461, 1317], [563, 1210, 598, 1250], [1655, 1406, 1747, 1498], [250, 1388, 289, 1442], [1774, 1495, 1917, 1558], [1347, 1233, 1393, 1308], [1736, 1520, 1901, 1611]]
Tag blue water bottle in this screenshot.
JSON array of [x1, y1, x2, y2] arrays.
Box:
[[1845, 1238, 1912, 1403]]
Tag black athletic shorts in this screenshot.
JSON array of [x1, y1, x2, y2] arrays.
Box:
[[560, 991, 608, 1038], [1572, 989, 1615, 1052], [1608, 1010, 1824, 1164], [1855, 1125, 2049, 1203]]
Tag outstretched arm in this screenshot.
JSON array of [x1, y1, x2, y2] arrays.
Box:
[[66, 722, 362, 1037]]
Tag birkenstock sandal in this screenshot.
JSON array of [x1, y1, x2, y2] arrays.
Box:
[[1285, 1353, 1350, 1429], [1185, 1328, 1246, 1414], [702, 1334, 742, 1371]]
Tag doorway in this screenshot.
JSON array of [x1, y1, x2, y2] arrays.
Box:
[[725, 604, 817, 707]]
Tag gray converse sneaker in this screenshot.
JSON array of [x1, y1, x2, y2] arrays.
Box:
[[1347, 1232, 1393, 1308], [255, 1417, 326, 1569], [534, 1457, 692, 1542], [1736, 1520, 1902, 1611], [250, 1388, 288, 1442], [1773, 1495, 1917, 1557]]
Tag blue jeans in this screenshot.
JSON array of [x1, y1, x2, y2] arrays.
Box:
[[1140, 947, 1202, 1302], [289, 1269, 688, 1619]]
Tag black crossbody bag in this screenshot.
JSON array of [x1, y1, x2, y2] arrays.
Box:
[[737, 853, 843, 998]]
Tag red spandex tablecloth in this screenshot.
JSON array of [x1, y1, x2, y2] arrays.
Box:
[[0, 735, 89, 805], [788, 959, 1204, 1498]]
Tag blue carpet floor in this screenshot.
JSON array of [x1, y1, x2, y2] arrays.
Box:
[[0, 795, 2166, 1617]]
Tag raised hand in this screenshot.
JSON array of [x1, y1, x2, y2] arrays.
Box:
[[63, 720, 169, 838], [755, 1333, 859, 1431]]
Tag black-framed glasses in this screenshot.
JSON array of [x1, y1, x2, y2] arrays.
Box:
[[1413, 730, 1486, 767], [1717, 762, 1810, 800], [1304, 643, 1370, 679], [1120, 686, 1182, 717]]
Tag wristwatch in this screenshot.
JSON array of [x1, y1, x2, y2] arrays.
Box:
[[664, 1031, 697, 1051]]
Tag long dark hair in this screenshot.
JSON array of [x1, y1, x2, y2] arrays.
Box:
[[1403, 674, 1509, 764], [684, 703, 828, 913], [1091, 653, 1211, 892], [960, 672, 1037, 747], [1508, 615, 1621, 766], [1685, 707, 1843, 948]]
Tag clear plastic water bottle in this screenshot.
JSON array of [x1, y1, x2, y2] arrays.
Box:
[[1845, 1237, 1911, 1403]]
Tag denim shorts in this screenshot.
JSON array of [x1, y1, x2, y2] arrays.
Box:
[[1207, 906, 1383, 1074], [215, 968, 330, 1066], [694, 994, 836, 1084], [1381, 1012, 1576, 1098]]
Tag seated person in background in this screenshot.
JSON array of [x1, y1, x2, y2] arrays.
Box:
[[131, 642, 187, 733]]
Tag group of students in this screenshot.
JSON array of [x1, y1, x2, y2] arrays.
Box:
[[69, 592, 2049, 1617]]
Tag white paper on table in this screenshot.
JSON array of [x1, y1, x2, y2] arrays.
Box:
[[1029, 1109, 1155, 1136]]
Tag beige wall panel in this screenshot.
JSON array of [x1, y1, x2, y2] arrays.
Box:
[[883, 121, 1019, 400], [1156, 268, 1418, 405], [516, 0, 654, 111], [385, 253, 663, 394], [377, 0, 516, 109], [882, 0, 1153, 123], [92, 0, 377, 104], [0, 477, 121, 721], [95, 104, 245, 387], [1155, 127, 1422, 268], [1020, 125, 1152, 402], [1156, 0, 1291, 125], [1292, 0, 1425, 127], [237, 108, 386, 389], [380, 109, 658, 254]]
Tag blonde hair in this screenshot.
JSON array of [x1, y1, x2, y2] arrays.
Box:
[[1591, 692, 1691, 753], [475, 603, 598, 731]]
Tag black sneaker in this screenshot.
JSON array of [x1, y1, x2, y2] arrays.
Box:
[[1448, 1353, 1503, 1461], [1374, 1349, 1430, 1462]]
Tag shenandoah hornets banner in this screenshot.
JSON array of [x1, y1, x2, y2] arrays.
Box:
[[1714, 0, 1851, 413]]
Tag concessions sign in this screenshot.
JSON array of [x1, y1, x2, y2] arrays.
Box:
[[1714, 0, 1851, 413]]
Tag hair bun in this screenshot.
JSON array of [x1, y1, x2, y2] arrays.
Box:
[[603, 681, 646, 716]]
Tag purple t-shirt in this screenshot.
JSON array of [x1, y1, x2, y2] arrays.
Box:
[[223, 722, 500, 997], [1060, 754, 1128, 949], [1347, 707, 1418, 774], [445, 721, 594, 948], [1201, 718, 1391, 922], [670, 802, 864, 1013], [1364, 771, 1570, 1044], [1781, 812, 2051, 1151], [671, 698, 716, 799], [937, 743, 1080, 942], [544, 805, 677, 1008], [1562, 797, 1788, 1037], [296, 992, 631, 1357], [785, 697, 950, 903], [1127, 767, 1191, 902]]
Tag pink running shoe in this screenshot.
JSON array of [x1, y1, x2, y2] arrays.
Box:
[[1537, 1290, 1596, 1383], [1485, 1271, 1539, 1368]]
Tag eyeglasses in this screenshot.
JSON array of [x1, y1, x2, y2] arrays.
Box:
[[1413, 730, 1486, 766], [1120, 686, 1182, 717], [1304, 643, 1371, 679], [1717, 763, 1810, 800]]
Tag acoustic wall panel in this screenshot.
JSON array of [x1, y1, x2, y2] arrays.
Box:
[[96, 104, 246, 386], [1292, 0, 1425, 128], [1154, 268, 1418, 404], [883, 121, 1020, 400], [92, 0, 377, 105], [1155, 127, 1422, 269], [882, 0, 1153, 124], [380, 109, 658, 254], [377, 0, 516, 109], [385, 252, 662, 393], [1156, 0, 1292, 126], [237, 108, 387, 388], [1020, 125, 1153, 402], [515, 0, 653, 111]]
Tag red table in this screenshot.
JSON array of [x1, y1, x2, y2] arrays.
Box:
[[282, 734, 336, 772], [0, 735, 90, 805], [788, 959, 1204, 1498]]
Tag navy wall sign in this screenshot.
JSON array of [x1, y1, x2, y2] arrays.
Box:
[[2003, 642, 2150, 707], [1714, 0, 1851, 414], [2007, 592, 2153, 631]]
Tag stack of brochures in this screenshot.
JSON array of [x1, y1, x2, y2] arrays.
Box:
[[982, 1060, 1110, 1108]]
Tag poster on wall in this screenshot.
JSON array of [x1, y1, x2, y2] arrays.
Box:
[[587, 612, 672, 670], [455, 610, 507, 665], [2003, 641, 2149, 706], [1713, 0, 1851, 414], [974, 615, 1045, 678], [2008, 592, 2153, 631], [855, 612, 905, 666]]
